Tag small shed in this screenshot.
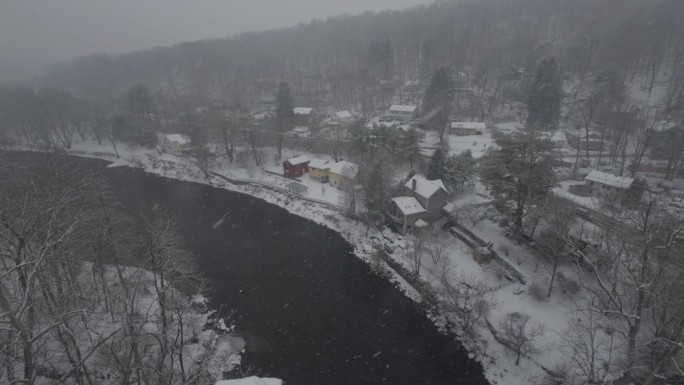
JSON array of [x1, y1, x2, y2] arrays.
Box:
[[472, 246, 493, 265], [286, 182, 308, 195], [450, 122, 486, 136], [283, 155, 310, 178], [334, 110, 353, 122]]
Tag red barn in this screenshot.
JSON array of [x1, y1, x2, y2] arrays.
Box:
[[283, 155, 310, 178]]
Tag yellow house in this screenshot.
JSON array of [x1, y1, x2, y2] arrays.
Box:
[[308, 159, 331, 183], [328, 161, 360, 191], [158, 133, 191, 155]]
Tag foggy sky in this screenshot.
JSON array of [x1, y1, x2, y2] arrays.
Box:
[[0, 0, 430, 83]]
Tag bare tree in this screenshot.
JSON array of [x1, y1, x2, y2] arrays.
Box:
[[580, 193, 684, 376], [457, 204, 490, 227], [425, 232, 451, 265], [404, 233, 425, 276], [537, 197, 577, 298], [498, 312, 545, 365], [441, 273, 498, 334], [244, 126, 270, 167], [558, 308, 615, 384]]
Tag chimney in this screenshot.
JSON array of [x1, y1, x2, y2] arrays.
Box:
[[412, 178, 417, 195]]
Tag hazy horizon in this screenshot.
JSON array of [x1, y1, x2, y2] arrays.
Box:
[[0, 0, 430, 83]]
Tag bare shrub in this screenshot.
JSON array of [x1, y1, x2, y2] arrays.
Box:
[[528, 281, 547, 301], [498, 312, 545, 365], [556, 272, 581, 295], [486, 263, 506, 281]]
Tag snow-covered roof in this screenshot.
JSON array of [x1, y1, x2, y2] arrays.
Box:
[[164, 134, 190, 145], [442, 202, 458, 215], [652, 120, 679, 133], [335, 110, 352, 119], [308, 159, 330, 170], [389, 105, 417, 113], [404, 174, 448, 199], [392, 197, 427, 216], [329, 161, 358, 178], [450, 122, 486, 130], [293, 107, 313, 115], [585, 170, 634, 189], [216, 377, 282, 385], [291, 126, 310, 133], [285, 155, 310, 165], [414, 219, 428, 228]]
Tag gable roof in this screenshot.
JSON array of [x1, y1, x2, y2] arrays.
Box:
[[450, 122, 486, 130], [389, 105, 417, 113], [392, 197, 427, 216], [293, 107, 313, 115], [285, 155, 310, 166], [328, 160, 358, 178], [404, 174, 448, 199], [308, 159, 330, 170], [585, 170, 634, 189], [335, 110, 352, 119]]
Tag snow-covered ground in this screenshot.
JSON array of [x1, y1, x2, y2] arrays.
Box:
[[9, 138, 611, 385], [216, 377, 282, 385]]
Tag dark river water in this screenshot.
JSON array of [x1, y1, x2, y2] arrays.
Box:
[[12, 152, 488, 385]]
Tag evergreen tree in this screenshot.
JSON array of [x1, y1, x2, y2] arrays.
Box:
[[443, 150, 476, 192], [121, 83, 156, 121], [368, 39, 395, 82], [422, 66, 456, 142], [274, 82, 295, 159], [526, 58, 562, 131], [480, 131, 559, 230], [427, 147, 447, 180], [365, 163, 387, 216], [347, 119, 369, 159], [116, 83, 157, 146], [400, 128, 422, 169]]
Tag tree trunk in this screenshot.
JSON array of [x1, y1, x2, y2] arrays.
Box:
[[547, 259, 558, 298]]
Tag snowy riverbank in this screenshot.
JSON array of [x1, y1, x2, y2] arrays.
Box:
[[7, 140, 581, 385]]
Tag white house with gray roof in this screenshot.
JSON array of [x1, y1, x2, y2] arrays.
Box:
[[387, 174, 450, 234]]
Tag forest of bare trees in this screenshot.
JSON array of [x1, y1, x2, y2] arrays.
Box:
[[0, 153, 228, 385]]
